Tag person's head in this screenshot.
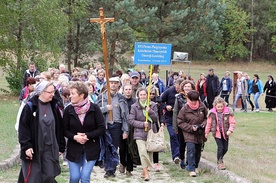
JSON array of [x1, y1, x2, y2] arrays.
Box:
[[61, 88, 70, 103], [149, 86, 159, 100], [35, 81, 55, 102], [136, 87, 147, 102], [52, 69, 60, 80], [97, 69, 105, 80], [237, 71, 242, 79], [267, 75, 274, 81], [86, 82, 95, 94], [81, 70, 89, 80], [141, 72, 146, 79], [175, 78, 184, 92], [72, 67, 80, 74], [109, 77, 120, 93], [172, 72, 179, 80], [253, 74, 259, 80], [225, 71, 230, 77], [59, 64, 66, 73], [28, 62, 36, 72], [96, 62, 102, 69], [72, 72, 81, 80], [208, 68, 214, 76], [116, 70, 123, 78], [40, 71, 51, 81], [213, 97, 227, 112], [187, 90, 200, 104], [200, 73, 206, 80], [26, 77, 36, 92], [122, 84, 133, 99], [120, 73, 130, 85], [88, 75, 97, 86], [69, 81, 88, 104], [130, 71, 140, 86], [180, 80, 195, 94], [152, 73, 159, 82]]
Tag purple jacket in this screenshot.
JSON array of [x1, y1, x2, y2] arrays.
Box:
[[129, 100, 158, 140]]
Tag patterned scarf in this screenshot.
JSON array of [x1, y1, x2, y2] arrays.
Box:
[[71, 97, 91, 125], [139, 99, 153, 122]]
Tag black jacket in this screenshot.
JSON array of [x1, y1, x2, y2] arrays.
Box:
[[63, 102, 105, 162]]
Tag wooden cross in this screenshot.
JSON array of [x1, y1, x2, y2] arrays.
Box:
[[90, 7, 114, 121]]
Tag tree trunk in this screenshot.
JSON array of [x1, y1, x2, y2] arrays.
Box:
[[66, 0, 73, 73], [74, 23, 80, 67]]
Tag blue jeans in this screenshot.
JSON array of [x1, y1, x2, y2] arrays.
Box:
[[166, 118, 179, 160], [252, 92, 261, 110], [68, 153, 96, 183], [186, 142, 202, 172], [233, 94, 247, 111]]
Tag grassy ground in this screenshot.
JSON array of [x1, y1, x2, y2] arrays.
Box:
[[0, 61, 275, 182]]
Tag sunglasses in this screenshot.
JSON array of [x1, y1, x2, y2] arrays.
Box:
[[150, 93, 156, 95]]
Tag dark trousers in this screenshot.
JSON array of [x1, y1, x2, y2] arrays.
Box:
[[242, 96, 255, 110], [177, 127, 186, 161], [220, 91, 230, 104], [107, 122, 122, 174], [166, 118, 179, 160], [207, 95, 216, 109], [186, 142, 202, 172], [119, 138, 134, 172], [215, 136, 229, 162]]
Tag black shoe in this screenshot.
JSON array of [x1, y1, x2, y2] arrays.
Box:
[[252, 107, 254, 111], [104, 172, 115, 178], [104, 173, 110, 178]]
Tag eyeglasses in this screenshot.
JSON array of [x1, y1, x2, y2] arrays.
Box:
[[150, 93, 156, 95], [44, 90, 55, 94]]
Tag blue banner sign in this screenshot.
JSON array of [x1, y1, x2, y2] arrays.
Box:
[[134, 42, 172, 65]]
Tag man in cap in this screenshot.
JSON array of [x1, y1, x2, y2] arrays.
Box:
[[206, 68, 220, 109], [96, 77, 129, 178], [129, 71, 143, 98]]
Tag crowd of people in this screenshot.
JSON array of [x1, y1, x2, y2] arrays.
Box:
[[17, 61, 276, 182]]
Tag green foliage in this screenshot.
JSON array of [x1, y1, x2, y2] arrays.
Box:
[[268, 1, 276, 53], [213, 0, 250, 60], [0, 0, 67, 94], [236, 0, 276, 60]]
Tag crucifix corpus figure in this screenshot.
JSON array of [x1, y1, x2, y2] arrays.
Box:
[[90, 7, 114, 121]]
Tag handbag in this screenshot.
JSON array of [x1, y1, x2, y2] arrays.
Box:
[[146, 120, 166, 152]]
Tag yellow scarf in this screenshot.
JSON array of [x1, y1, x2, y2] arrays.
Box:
[[139, 99, 153, 123]]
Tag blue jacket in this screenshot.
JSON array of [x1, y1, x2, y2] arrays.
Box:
[[220, 77, 232, 93], [248, 79, 263, 94]]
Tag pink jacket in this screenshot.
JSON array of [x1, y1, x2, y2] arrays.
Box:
[[205, 106, 236, 139]]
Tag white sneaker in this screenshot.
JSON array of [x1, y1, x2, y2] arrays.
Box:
[[256, 109, 260, 112], [62, 161, 68, 166]]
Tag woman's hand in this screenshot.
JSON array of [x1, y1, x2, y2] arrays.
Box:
[[226, 131, 232, 136], [144, 121, 149, 128], [205, 133, 208, 139], [25, 148, 34, 160], [74, 133, 89, 144]]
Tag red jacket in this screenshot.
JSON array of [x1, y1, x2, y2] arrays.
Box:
[[196, 78, 207, 96]]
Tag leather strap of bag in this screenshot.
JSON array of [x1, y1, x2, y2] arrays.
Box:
[[150, 118, 160, 130]]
